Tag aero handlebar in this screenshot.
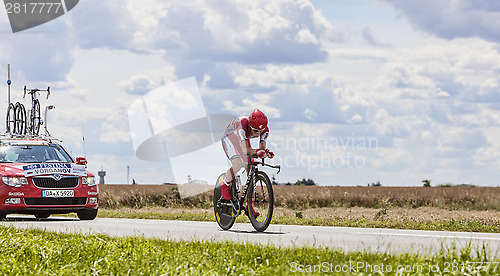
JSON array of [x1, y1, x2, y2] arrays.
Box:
[[249, 158, 281, 174]]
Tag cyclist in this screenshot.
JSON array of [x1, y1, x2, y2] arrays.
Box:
[[220, 108, 275, 217]]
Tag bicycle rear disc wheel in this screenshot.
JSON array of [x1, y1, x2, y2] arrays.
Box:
[[247, 171, 274, 232], [214, 173, 236, 230], [14, 102, 26, 135], [6, 103, 15, 134]]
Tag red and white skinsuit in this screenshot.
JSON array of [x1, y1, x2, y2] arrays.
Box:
[[221, 116, 269, 163], [219, 109, 273, 217]]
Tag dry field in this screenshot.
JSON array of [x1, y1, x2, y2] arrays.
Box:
[[99, 184, 500, 211]]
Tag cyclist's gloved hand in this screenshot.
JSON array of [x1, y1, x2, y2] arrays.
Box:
[[257, 149, 267, 158], [265, 149, 274, 158]]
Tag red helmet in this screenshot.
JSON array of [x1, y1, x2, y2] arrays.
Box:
[[248, 108, 268, 131]]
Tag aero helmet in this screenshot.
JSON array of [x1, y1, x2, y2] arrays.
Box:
[[248, 108, 268, 131]]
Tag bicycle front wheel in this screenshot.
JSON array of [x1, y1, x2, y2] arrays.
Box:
[[32, 99, 41, 135], [213, 173, 236, 230], [247, 171, 274, 232]]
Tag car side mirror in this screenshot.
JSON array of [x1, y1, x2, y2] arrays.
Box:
[[76, 156, 87, 166]]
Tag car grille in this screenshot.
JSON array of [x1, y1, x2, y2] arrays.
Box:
[[24, 197, 87, 206], [32, 177, 79, 188]]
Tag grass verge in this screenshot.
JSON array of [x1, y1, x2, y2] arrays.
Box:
[[0, 226, 498, 275]]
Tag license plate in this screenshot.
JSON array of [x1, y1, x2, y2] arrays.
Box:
[[42, 190, 74, 197]]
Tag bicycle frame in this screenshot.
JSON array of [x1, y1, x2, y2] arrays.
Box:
[[229, 158, 281, 216], [23, 86, 50, 135]]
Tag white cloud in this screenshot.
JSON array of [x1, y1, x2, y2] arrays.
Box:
[[474, 147, 500, 167], [2, 0, 500, 186], [361, 26, 387, 47], [304, 108, 317, 120], [119, 74, 155, 95], [229, 64, 373, 125], [128, 0, 331, 64], [348, 113, 363, 124], [99, 121, 131, 143], [63, 90, 87, 103], [372, 109, 413, 137], [70, 0, 136, 49], [234, 64, 328, 88], [372, 147, 415, 171], [0, 32, 75, 82], [437, 127, 489, 152], [296, 28, 320, 44], [223, 94, 281, 119], [379, 0, 500, 42]]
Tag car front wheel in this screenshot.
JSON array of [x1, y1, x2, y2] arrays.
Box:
[[77, 209, 98, 220], [35, 213, 50, 219]]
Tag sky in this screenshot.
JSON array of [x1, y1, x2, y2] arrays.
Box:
[[0, 0, 499, 187]]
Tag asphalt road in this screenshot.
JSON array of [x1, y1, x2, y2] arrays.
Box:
[[2, 216, 500, 257]]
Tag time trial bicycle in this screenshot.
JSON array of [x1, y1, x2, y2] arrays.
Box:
[[214, 157, 280, 232]]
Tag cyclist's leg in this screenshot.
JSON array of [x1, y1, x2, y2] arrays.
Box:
[[225, 158, 243, 183], [221, 137, 244, 200], [221, 136, 245, 181]]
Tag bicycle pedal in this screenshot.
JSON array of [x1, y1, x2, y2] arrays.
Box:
[[219, 202, 233, 207], [217, 200, 232, 208]]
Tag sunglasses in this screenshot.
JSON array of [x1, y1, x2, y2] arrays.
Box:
[[249, 126, 262, 132]]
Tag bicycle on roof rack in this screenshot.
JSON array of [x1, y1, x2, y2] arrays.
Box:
[[5, 65, 53, 137], [6, 101, 24, 134], [6, 86, 49, 136]]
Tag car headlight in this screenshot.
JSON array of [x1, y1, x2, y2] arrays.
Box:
[[82, 176, 96, 187], [2, 177, 28, 187]]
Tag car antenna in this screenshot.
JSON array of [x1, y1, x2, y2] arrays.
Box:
[[81, 115, 87, 158], [6, 64, 11, 133]]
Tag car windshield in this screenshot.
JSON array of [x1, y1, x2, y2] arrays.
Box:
[[0, 144, 73, 163]]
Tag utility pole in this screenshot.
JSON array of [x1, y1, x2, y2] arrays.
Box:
[[127, 165, 130, 185], [7, 64, 11, 105]]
